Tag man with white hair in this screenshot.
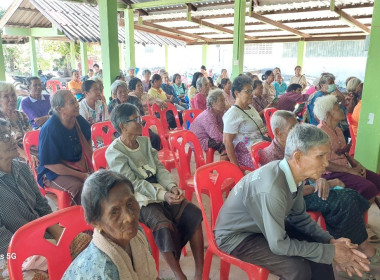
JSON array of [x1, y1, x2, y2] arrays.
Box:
[[214, 123, 370, 280]]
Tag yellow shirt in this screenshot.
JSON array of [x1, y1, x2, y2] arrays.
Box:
[[148, 87, 167, 101], [68, 80, 82, 91]]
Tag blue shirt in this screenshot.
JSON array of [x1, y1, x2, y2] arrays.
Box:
[[307, 91, 324, 125], [62, 242, 120, 280], [273, 82, 287, 97], [161, 83, 180, 104], [37, 114, 91, 186]]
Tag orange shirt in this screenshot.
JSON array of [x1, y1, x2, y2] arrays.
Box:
[[68, 80, 82, 92], [351, 100, 361, 138]]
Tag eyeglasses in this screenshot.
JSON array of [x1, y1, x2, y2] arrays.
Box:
[[125, 116, 146, 125], [0, 133, 12, 143]]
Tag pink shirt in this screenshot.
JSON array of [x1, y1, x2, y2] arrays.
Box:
[[317, 121, 350, 168], [259, 138, 284, 166], [191, 92, 207, 110]]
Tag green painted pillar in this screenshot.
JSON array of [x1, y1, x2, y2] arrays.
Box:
[[29, 36, 38, 76], [70, 42, 76, 71], [80, 41, 88, 75], [124, 8, 135, 70], [231, 0, 246, 80], [297, 40, 306, 68], [165, 45, 169, 72], [99, 0, 119, 100], [355, 0, 380, 172], [0, 33, 5, 81], [202, 44, 208, 66]]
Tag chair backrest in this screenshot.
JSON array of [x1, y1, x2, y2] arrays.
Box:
[[23, 130, 40, 179], [263, 107, 277, 139], [92, 146, 108, 171], [151, 102, 182, 131], [194, 162, 243, 239], [46, 80, 63, 94], [141, 115, 169, 150], [7, 206, 93, 280], [169, 130, 205, 184], [250, 141, 271, 169], [346, 113, 356, 155], [182, 109, 203, 130], [91, 121, 117, 148]]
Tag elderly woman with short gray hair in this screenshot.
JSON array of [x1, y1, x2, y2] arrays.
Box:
[[108, 80, 144, 115], [106, 103, 204, 280], [191, 77, 210, 110], [63, 170, 157, 279], [38, 90, 93, 205], [314, 94, 380, 204], [108, 80, 161, 151], [190, 89, 227, 160]]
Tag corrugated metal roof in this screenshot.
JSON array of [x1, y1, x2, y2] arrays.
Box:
[[0, 0, 186, 46], [0, 0, 374, 45]]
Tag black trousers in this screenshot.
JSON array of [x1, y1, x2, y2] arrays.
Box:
[[230, 222, 335, 280]]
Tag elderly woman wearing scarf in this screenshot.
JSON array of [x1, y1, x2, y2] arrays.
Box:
[[38, 90, 93, 205], [63, 170, 157, 280]]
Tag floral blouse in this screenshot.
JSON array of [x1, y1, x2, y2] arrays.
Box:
[[0, 110, 31, 148]]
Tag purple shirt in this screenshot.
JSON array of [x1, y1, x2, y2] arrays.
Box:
[[20, 94, 51, 129], [259, 138, 284, 166], [189, 107, 224, 151], [277, 91, 310, 112], [191, 92, 207, 110]]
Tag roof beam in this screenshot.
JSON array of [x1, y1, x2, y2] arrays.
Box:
[[131, 0, 208, 10], [141, 20, 215, 42], [189, 17, 256, 40], [134, 24, 193, 43], [330, 0, 370, 34], [2, 27, 64, 37], [120, 0, 149, 16], [249, 12, 311, 38], [186, 34, 366, 45]]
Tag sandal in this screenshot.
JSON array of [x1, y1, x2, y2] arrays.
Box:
[[367, 226, 380, 243]]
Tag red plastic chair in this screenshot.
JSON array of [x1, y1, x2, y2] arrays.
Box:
[[151, 101, 183, 138], [46, 80, 64, 94], [142, 115, 176, 172], [91, 145, 160, 271], [23, 130, 71, 209], [263, 107, 277, 139], [92, 146, 108, 171], [308, 211, 326, 230], [249, 141, 271, 170], [168, 130, 206, 202], [182, 109, 203, 130], [205, 148, 216, 164], [346, 113, 356, 156], [91, 121, 117, 148], [169, 130, 234, 202], [194, 161, 270, 280], [7, 206, 93, 280]]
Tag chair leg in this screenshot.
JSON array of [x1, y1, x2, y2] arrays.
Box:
[[203, 248, 213, 280], [220, 260, 231, 280], [184, 188, 194, 203]]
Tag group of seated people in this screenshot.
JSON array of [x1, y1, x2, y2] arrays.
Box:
[[0, 64, 378, 280]]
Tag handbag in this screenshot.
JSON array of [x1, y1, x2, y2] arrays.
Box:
[[233, 105, 272, 142]]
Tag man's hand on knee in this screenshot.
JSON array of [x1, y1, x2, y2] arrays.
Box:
[[333, 241, 370, 277]]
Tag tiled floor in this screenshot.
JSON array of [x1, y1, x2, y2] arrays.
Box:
[[158, 160, 380, 280]]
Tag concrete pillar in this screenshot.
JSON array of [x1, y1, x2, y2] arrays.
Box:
[[29, 36, 38, 76], [124, 8, 135, 70], [355, 0, 380, 172], [231, 0, 246, 79]]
